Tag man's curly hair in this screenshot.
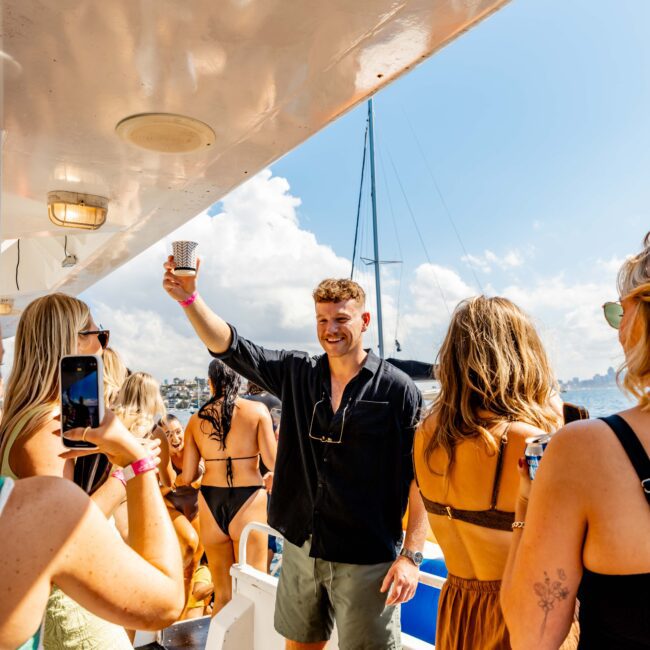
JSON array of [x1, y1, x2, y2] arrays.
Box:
[[312, 278, 366, 306]]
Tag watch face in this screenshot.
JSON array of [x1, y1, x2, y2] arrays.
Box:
[[413, 551, 424, 566]]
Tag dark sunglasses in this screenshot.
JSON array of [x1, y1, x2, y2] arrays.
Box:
[[79, 326, 110, 349], [602, 301, 623, 330]]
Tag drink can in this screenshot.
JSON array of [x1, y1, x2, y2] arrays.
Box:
[[525, 435, 551, 480]]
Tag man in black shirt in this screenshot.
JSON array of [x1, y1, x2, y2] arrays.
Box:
[[163, 259, 427, 649]]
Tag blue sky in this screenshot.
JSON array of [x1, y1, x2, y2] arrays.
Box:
[[68, 0, 650, 384], [270, 0, 649, 279]]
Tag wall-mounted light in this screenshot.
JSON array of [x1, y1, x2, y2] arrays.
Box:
[[48, 191, 108, 230], [0, 298, 14, 315]]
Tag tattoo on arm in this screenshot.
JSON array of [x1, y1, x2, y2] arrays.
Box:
[[533, 569, 570, 635]]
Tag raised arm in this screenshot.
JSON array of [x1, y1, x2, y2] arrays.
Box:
[[55, 412, 184, 628], [151, 425, 177, 488], [501, 426, 587, 649], [163, 256, 232, 354]]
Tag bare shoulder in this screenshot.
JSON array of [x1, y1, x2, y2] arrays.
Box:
[[187, 412, 202, 430], [507, 421, 548, 442], [236, 397, 269, 420], [6, 476, 89, 529]]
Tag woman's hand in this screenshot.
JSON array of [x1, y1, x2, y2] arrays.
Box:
[[60, 410, 161, 468], [262, 471, 274, 494], [162, 255, 200, 302]]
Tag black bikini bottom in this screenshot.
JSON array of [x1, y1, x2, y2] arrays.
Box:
[[200, 485, 263, 534], [165, 487, 199, 522]]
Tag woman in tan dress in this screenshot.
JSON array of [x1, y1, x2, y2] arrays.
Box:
[[413, 296, 561, 649]]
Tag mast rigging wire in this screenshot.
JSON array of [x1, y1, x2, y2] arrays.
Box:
[[385, 148, 451, 317], [377, 147, 405, 356], [400, 104, 484, 293], [350, 125, 369, 279]]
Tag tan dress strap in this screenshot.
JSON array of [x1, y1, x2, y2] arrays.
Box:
[[0, 406, 48, 479]]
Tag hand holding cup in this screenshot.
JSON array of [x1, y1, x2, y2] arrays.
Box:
[[163, 254, 200, 302]]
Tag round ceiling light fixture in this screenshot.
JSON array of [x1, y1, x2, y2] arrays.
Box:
[[115, 113, 215, 154]]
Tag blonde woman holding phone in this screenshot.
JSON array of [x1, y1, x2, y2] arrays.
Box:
[[0, 411, 184, 649]]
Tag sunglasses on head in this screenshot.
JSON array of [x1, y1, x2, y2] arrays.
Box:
[[602, 301, 623, 330], [79, 326, 110, 349]]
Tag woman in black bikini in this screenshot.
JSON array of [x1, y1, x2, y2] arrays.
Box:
[[181, 359, 276, 614]]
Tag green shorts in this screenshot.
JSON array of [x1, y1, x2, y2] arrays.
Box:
[[274, 537, 401, 650]]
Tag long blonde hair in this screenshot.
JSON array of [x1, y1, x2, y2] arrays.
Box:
[[103, 347, 128, 408], [0, 294, 90, 458], [617, 231, 650, 410], [113, 372, 165, 437], [421, 296, 560, 471]]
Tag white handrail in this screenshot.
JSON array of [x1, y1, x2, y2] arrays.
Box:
[[417, 571, 446, 589], [238, 521, 282, 567], [237, 521, 446, 590]]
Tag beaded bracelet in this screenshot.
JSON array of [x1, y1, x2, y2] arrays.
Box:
[[511, 521, 525, 529]]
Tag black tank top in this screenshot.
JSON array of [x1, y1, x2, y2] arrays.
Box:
[[577, 415, 650, 649]]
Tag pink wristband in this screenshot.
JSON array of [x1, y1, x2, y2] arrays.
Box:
[[111, 469, 126, 487], [178, 291, 198, 308], [122, 456, 158, 482]]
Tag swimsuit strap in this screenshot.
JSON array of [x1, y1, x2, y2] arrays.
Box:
[[204, 454, 260, 488], [489, 424, 510, 510], [599, 415, 650, 506]]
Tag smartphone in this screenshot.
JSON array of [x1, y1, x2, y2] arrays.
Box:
[[60, 354, 104, 448]]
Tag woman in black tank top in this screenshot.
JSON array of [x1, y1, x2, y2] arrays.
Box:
[[502, 231, 650, 649]]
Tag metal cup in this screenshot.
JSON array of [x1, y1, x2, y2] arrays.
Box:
[[172, 240, 198, 277]]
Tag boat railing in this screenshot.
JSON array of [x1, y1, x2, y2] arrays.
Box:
[[238, 521, 446, 588], [167, 521, 446, 650]]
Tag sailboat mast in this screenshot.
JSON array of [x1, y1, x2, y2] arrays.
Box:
[[367, 98, 385, 358]]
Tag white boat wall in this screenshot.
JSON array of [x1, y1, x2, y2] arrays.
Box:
[[132, 523, 447, 650], [0, 0, 509, 334]]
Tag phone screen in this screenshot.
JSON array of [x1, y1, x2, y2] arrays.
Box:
[[60, 355, 103, 447]]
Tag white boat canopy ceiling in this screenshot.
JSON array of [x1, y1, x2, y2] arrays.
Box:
[[0, 0, 508, 334]]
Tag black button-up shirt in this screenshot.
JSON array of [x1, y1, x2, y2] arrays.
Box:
[[210, 326, 422, 565]]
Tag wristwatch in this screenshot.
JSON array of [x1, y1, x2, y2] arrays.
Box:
[[399, 548, 424, 567]]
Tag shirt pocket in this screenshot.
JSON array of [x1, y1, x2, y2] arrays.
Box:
[[346, 400, 393, 438]]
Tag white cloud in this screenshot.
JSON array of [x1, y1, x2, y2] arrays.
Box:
[[80, 169, 351, 381], [461, 248, 524, 273], [0, 170, 626, 386], [598, 255, 626, 274]]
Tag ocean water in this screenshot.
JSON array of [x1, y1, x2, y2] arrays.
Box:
[[561, 385, 635, 418], [171, 385, 636, 426]]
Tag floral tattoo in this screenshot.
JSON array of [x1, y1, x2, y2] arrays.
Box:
[[534, 569, 570, 633]]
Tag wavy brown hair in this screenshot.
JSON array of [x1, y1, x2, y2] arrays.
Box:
[[421, 296, 560, 471], [617, 231, 650, 410], [0, 294, 90, 461]]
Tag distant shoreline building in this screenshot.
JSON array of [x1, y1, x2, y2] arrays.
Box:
[[559, 366, 617, 391]]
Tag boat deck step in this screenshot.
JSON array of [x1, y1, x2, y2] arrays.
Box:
[[139, 616, 210, 650]]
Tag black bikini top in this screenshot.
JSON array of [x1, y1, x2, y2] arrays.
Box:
[[205, 454, 259, 488], [420, 428, 515, 532]]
